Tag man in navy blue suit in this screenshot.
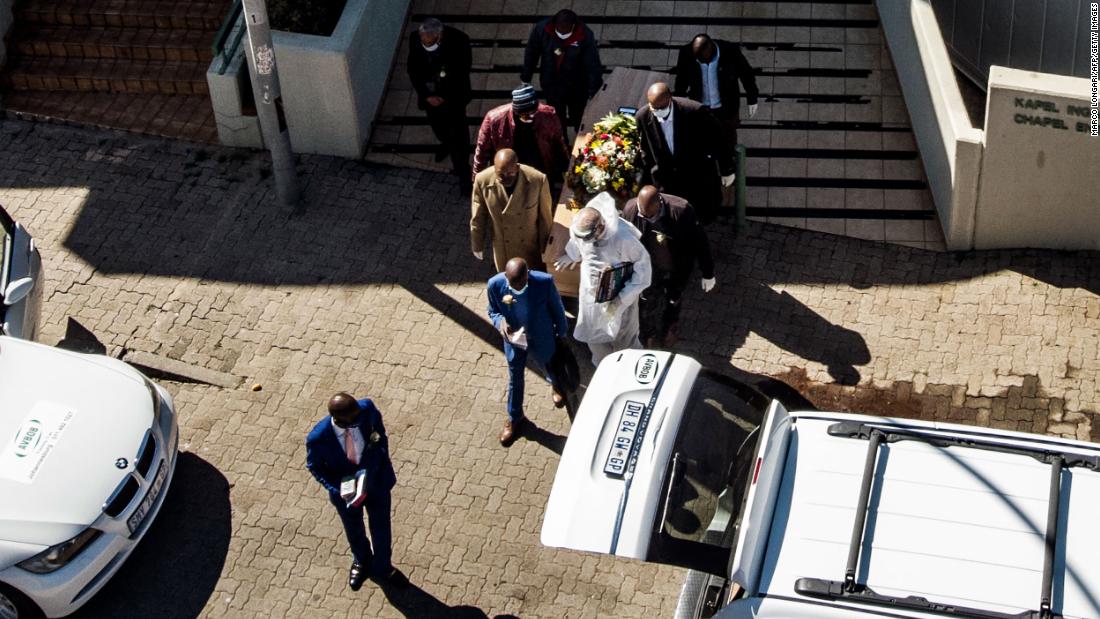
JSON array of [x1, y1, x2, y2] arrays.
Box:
[[487, 257, 570, 445], [306, 393, 408, 591]]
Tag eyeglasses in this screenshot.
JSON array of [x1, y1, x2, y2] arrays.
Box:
[[574, 221, 604, 241]]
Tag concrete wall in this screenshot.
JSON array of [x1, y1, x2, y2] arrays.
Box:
[[0, 0, 14, 68], [877, 0, 983, 250], [207, 0, 410, 157], [207, 17, 263, 149], [272, 0, 409, 157], [972, 67, 1100, 250]]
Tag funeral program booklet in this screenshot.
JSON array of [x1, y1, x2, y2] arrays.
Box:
[[340, 469, 367, 506]]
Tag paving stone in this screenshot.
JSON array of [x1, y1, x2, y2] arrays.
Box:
[[2, 99, 1099, 619]]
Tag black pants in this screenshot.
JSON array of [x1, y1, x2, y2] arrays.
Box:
[[640, 277, 687, 344], [712, 105, 741, 149], [547, 94, 587, 133], [425, 101, 471, 182]]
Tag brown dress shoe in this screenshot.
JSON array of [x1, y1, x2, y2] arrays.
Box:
[[499, 420, 518, 444]]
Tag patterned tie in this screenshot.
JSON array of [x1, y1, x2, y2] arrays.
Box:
[[344, 428, 358, 465]]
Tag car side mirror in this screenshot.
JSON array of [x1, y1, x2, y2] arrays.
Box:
[[4, 277, 34, 306]]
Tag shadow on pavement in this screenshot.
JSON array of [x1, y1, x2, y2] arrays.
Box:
[[71, 452, 231, 618], [5, 122, 1099, 387], [377, 580, 518, 619], [521, 419, 566, 454]]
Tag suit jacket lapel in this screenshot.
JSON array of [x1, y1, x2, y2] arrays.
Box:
[[503, 172, 527, 213]]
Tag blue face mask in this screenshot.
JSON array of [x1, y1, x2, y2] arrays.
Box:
[[508, 284, 528, 296]]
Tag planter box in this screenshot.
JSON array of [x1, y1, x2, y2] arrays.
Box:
[[271, 0, 409, 158], [206, 0, 409, 156]]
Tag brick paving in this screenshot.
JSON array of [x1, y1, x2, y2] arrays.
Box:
[[1, 118, 1098, 617]]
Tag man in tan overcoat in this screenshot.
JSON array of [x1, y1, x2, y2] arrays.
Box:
[[470, 148, 554, 271]]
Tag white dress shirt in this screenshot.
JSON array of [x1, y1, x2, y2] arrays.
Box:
[[331, 419, 365, 463], [657, 103, 675, 155], [697, 45, 722, 108]]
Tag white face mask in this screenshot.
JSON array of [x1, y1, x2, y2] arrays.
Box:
[[651, 105, 672, 121], [422, 42, 439, 52], [555, 29, 572, 40], [508, 284, 528, 296]]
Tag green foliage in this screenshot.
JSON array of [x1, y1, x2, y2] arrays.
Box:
[[267, 0, 347, 37]]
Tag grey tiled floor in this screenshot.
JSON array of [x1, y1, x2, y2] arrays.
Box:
[[369, 0, 945, 251]]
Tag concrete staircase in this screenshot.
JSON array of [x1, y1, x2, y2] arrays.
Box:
[[367, 0, 944, 250], [0, 0, 227, 143]]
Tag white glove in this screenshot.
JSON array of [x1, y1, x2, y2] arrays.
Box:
[[602, 298, 622, 315], [473, 250, 483, 260], [701, 277, 716, 293], [721, 173, 736, 187], [554, 255, 579, 270], [748, 103, 758, 117]]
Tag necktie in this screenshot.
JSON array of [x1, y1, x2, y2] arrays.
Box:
[[344, 428, 358, 465]]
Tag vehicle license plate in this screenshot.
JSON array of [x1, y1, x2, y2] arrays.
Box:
[[604, 400, 647, 478], [128, 460, 166, 535]]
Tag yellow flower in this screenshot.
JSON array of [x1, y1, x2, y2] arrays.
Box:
[[502, 294, 515, 305]]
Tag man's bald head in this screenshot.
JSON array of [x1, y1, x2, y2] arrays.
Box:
[[504, 258, 529, 289], [691, 34, 715, 62], [646, 82, 672, 110], [637, 185, 662, 219], [494, 148, 520, 188]]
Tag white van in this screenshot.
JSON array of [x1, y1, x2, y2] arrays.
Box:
[[541, 349, 1100, 619]]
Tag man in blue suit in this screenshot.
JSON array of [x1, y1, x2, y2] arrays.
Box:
[[306, 393, 408, 590], [487, 257, 570, 445]]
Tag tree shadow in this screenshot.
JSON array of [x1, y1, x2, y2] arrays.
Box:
[[71, 452, 232, 618]]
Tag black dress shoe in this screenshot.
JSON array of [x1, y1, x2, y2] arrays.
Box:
[[348, 562, 367, 591], [373, 567, 410, 589]]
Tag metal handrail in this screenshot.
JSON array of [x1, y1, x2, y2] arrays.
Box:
[[734, 144, 747, 234], [211, 0, 245, 76]]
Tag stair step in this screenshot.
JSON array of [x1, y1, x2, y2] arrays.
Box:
[[2, 57, 209, 95], [2, 90, 218, 143], [10, 25, 215, 63], [16, 0, 228, 31]]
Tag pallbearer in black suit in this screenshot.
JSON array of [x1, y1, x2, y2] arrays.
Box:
[[407, 17, 473, 194], [634, 82, 736, 225], [674, 33, 759, 149], [521, 9, 604, 134], [623, 186, 716, 348]]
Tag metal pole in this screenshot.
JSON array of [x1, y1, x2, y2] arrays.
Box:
[[240, 0, 300, 206], [734, 144, 747, 234]]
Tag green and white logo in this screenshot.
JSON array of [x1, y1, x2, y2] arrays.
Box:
[[1, 403, 76, 484], [12, 418, 44, 458]]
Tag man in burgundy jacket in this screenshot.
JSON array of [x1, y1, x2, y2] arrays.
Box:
[[473, 84, 569, 186]]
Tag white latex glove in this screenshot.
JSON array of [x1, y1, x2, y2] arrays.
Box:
[[701, 277, 716, 293], [554, 255, 579, 270], [748, 103, 758, 117], [602, 298, 622, 315], [721, 173, 736, 187], [473, 250, 483, 260]]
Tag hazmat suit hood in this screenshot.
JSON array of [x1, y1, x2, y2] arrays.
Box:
[[563, 192, 652, 345]]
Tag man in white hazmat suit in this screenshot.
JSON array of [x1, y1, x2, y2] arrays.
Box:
[[555, 192, 652, 365]]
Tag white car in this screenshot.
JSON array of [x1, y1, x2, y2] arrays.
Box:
[[0, 205, 43, 341], [0, 336, 179, 618], [542, 349, 1100, 619]]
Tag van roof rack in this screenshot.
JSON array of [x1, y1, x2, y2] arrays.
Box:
[[792, 421, 1099, 619]]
